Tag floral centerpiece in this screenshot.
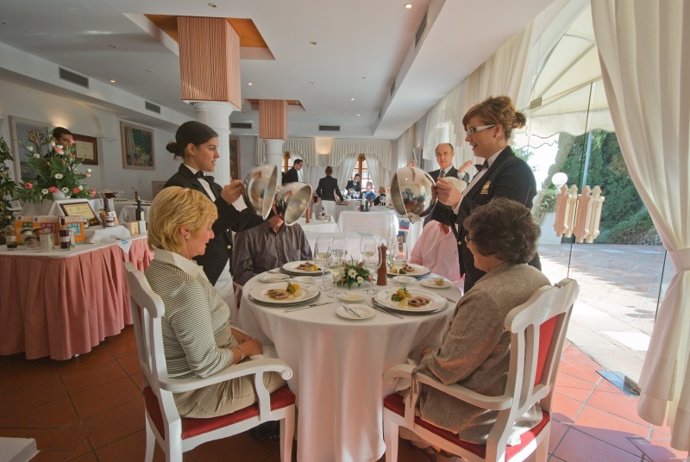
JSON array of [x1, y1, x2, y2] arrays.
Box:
[[16, 128, 95, 203], [332, 260, 371, 289]]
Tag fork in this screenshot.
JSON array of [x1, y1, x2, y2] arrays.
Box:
[[283, 302, 329, 313], [341, 304, 362, 318]]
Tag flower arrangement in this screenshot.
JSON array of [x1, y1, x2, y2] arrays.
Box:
[[332, 260, 371, 289], [0, 136, 19, 243], [16, 128, 95, 203]]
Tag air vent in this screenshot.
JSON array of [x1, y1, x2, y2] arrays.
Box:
[[415, 11, 427, 47], [59, 67, 89, 88], [145, 101, 161, 114], [319, 125, 340, 132], [231, 122, 253, 129], [529, 97, 543, 110]]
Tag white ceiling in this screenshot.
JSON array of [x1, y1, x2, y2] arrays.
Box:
[[0, 0, 556, 139]]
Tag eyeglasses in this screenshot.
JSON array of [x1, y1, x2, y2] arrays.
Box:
[[465, 124, 495, 136], [464, 235, 474, 245]]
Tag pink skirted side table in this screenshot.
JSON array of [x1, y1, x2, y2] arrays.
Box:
[[0, 236, 154, 360]]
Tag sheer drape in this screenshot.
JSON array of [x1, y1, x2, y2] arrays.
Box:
[[592, 0, 690, 451], [336, 156, 357, 193], [423, 24, 534, 168], [367, 157, 380, 189]]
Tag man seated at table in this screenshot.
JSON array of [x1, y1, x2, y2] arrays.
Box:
[[409, 221, 463, 288], [232, 208, 313, 285]]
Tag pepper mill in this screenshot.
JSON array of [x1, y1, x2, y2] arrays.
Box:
[[376, 244, 388, 286]]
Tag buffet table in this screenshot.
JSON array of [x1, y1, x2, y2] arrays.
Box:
[[0, 236, 153, 360], [238, 275, 460, 462]]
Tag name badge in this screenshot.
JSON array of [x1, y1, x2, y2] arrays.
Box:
[[480, 180, 491, 195]]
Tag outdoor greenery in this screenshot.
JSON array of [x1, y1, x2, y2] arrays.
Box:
[[556, 129, 660, 245], [0, 136, 19, 244]]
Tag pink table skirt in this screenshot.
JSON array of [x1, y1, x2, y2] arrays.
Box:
[[0, 237, 154, 360]]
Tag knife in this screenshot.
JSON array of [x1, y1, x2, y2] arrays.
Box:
[[283, 302, 330, 313], [341, 304, 362, 318], [369, 298, 404, 319]]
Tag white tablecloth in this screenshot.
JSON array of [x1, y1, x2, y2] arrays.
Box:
[[337, 210, 399, 244], [238, 276, 460, 462]]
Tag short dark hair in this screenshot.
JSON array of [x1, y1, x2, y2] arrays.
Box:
[[325, 166, 333, 175], [166, 121, 218, 159], [463, 198, 540, 264], [354, 173, 361, 179], [293, 158, 303, 166], [52, 127, 72, 140]]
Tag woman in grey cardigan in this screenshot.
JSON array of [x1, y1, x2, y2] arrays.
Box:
[[145, 186, 284, 418], [415, 198, 549, 448]]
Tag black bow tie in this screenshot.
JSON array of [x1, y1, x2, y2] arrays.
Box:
[[475, 161, 489, 172], [194, 170, 214, 183]]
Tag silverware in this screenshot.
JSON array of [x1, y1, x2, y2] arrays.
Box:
[[369, 298, 404, 319], [283, 302, 329, 313], [341, 304, 362, 318]]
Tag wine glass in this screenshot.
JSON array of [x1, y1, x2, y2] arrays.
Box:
[[390, 240, 408, 271], [360, 234, 380, 293], [313, 236, 332, 291]]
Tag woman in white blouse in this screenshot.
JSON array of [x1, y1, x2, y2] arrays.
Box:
[[145, 186, 284, 418]]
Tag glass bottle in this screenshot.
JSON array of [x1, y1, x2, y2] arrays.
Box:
[[4, 225, 17, 250], [134, 190, 144, 221]]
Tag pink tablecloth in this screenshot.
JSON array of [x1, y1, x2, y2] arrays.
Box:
[[0, 236, 153, 360]]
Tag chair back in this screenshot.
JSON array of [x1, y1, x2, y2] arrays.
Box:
[[490, 278, 579, 450]]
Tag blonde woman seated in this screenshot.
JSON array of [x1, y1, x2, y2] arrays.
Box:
[[145, 186, 284, 418], [408, 198, 548, 459]]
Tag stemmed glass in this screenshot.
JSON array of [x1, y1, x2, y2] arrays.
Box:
[[360, 234, 380, 293], [313, 236, 332, 292]]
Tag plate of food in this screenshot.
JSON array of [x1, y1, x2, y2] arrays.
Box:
[[259, 272, 291, 283], [249, 282, 320, 306], [387, 263, 430, 278], [420, 277, 453, 289], [336, 304, 375, 320], [282, 260, 326, 275], [374, 287, 445, 314]]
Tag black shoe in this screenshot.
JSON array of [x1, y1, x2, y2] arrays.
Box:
[[251, 421, 280, 441]]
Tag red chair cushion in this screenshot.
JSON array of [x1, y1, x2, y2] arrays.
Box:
[[535, 316, 558, 384], [143, 385, 295, 440], [383, 393, 550, 460]]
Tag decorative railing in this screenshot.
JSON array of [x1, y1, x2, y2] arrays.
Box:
[[553, 185, 605, 243]]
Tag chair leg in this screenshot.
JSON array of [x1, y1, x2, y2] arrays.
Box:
[[280, 409, 296, 462], [534, 428, 550, 462], [144, 418, 155, 462], [383, 417, 400, 462]]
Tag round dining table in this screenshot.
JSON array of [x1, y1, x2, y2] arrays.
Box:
[[237, 273, 461, 462]]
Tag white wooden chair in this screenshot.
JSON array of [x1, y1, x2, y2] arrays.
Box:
[[124, 262, 296, 462], [383, 278, 579, 462]]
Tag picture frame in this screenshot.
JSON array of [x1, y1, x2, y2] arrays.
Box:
[[73, 133, 98, 165], [120, 121, 154, 170], [8, 115, 48, 181], [56, 198, 101, 227]]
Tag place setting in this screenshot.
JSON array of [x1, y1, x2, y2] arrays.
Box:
[[248, 280, 322, 309]]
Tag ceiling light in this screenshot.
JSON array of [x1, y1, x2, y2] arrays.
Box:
[[361, 76, 366, 80], [404, 3, 413, 9], [108, 44, 117, 49], [109, 79, 116, 84], [356, 114, 361, 117], [208, 2, 217, 7], [350, 97, 356, 102], [308, 81, 315, 85], [310, 41, 317, 45], [247, 82, 253, 86]]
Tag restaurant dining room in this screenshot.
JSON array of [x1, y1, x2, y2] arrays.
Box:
[[1, 0, 688, 461]]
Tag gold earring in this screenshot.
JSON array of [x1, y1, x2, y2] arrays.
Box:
[[185, 234, 190, 240]]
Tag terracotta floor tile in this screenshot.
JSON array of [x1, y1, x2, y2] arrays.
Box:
[[588, 386, 650, 427], [58, 357, 127, 394], [574, 405, 649, 455], [0, 396, 78, 429], [188, 431, 278, 462], [553, 427, 645, 462], [0, 428, 89, 453], [551, 392, 584, 423], [53, 345, 115, 373], [69, 376, 140, 419], [628, 436, 688, 462], [554, 382, 594, 402], [0, 367, 66, 411], [95, 430, 180, 462], [84, 397, 145, 448], [64, 439, 93, 460], [555, 369, 599, 391], [548, 420, 570, 453], [100, 327, 137, 358], [66, 452, 99, 462], [29, 450, 72, 462]]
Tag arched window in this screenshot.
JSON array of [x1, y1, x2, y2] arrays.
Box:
[[352, 154, 373, 188], [282, 152, 290, 173]]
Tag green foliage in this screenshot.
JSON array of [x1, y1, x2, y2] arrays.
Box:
[[15, 128, 95, 203], [0, 136, 19, 243], [556, 129, 659, 244]]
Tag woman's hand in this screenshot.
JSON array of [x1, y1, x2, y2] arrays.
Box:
[[231, 328, 252, 344], [435, 178, 462, 208], [220, 179, 244, 205], [240, 338, 263, 357]]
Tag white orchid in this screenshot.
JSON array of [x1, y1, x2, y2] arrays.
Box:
[[61, 187, 69, 194], [54, 173, 64, 180], [33, 153, 40, 158], [348, 268, 358, 278], [41, 189, 49, 195]]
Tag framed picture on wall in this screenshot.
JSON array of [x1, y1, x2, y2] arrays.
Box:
[[229, 136, 240, 180], [8, 115, 48, 181], [73, 133, 98, 165], [120, 121, 154, 170]]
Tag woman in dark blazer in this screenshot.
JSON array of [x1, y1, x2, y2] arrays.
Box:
[[315, 166, 344, 202], [164, 121, 245, 314], [433, 96, 539, 291]]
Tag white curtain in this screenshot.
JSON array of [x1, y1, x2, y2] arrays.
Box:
[[423, 23, 535, 169], [336, 155, 357, 192], [592, 0, 690, 451], [367, 157, 380, 189]]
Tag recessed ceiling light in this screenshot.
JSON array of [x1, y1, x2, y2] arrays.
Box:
[[308, 81, 315, 85], [356, 114, 361, 117], [350, 97, 356, 102], [310, 41, 317, 45], [145, 69, 152, 73], [109, 79, 116, 84], [108, 44, 117, 49], [404, 3, 413, 9], [247, 82, 253, 86], [361, 76, 366, 80], [208, 2, 217, 8]]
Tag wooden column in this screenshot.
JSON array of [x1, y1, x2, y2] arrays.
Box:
[[259, 100, 288, 171], [177, 16, 241, 108]]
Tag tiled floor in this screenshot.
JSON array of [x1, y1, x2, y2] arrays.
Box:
[[0, 327, 686, 462]]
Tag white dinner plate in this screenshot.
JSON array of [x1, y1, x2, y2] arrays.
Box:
[[374, 288, 445, 314], [336, 304, 375, 320], [249, 282, 320, 306], [336, 291, 364, 303], [260, 272, 291, 283], [420, 277, 453, 289], [292, 276, 319, 284], [387, 263, 430, 278], [282, 260, 326, 275]]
